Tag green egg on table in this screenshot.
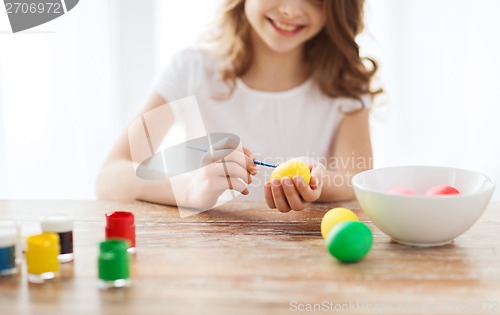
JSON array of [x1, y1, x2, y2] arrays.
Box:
[[326, 221, 373, 263]]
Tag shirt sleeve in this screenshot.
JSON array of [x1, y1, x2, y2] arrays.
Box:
[[151, 49, 204, 103], [336, 94, 372, 113]]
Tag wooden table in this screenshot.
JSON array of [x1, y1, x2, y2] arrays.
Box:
[[0, 200, 499, 315]]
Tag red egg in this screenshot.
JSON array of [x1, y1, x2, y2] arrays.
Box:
[[425, 185, 460, 196], [388, 187, 416, 195]]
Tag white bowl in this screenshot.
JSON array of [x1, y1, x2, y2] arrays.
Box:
[[352, 166, 495, 247]]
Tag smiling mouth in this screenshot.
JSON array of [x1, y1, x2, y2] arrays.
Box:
[[267, 18, 305, 35]]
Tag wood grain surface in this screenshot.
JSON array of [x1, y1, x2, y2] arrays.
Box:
[[0, 199, 499, 315]]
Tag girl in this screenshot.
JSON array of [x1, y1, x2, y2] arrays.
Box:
[[96, 0, 381, 213]]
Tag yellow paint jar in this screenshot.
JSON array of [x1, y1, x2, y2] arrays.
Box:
[[26, 233, 60, 283]]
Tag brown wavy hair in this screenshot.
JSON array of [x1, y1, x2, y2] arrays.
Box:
[[205, 0, 382, 102]]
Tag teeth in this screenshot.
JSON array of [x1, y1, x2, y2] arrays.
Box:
[[273, 20, 300, 32]]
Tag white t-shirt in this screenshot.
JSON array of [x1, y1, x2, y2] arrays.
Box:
[[153, 48, 369, 200]]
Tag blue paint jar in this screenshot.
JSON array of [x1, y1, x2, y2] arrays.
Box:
[[0, 220, 21, 264], [0, 228, 17, 275]]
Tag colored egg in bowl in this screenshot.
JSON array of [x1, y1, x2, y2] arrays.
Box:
[[352, 166, 495, 247]]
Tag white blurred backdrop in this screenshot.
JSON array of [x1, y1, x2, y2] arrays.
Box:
[[0, 0, 499, 199]]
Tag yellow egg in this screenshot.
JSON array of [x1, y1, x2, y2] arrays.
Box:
[[269, 160, 311, 184], [321, 207, 359, 239]]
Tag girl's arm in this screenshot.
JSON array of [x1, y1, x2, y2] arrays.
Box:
[[319, 108, 373, 201], [95, 93, 178, 205], [96, 93, 256, 208]]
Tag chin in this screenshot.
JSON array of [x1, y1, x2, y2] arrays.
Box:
[[265, 41, 303, 54]]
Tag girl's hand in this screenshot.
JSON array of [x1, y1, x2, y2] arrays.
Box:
[[182, 137, 257, 209], [264, 158, 326, 212]]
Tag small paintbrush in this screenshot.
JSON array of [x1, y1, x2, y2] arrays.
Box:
[[186, 145, 277, 168]]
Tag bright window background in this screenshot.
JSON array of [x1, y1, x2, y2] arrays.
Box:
[[0, 0, 499, 199], [365, 0, 500, 193]]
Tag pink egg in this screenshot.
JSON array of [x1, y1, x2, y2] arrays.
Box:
[[425, 185, 460, 196], [388, 187, 416, 195]]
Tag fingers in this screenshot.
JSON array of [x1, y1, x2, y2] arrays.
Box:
[[309, 175, 320, 190], [281, 177, 306, 211], [210, 176, 249, 195], [242, 146, 257, 174], [242, 146, 255, 160], [264, 182, 276, 209], [271, 179, 291, 213], [211, 138, 256, 162], [203, 161, 251, 196], [216, 161, 252, 184], [211, 149, 257, 175], [227, 177, 249, 195], [310, 161, 326, 179], [294, 176, 321, 202], [265, 175, 324, 212], [207, 141, 257, 175]]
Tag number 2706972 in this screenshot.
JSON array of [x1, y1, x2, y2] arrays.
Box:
[[5, 2, 62, 14]]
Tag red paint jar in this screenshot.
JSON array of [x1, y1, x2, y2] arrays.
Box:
[[105, 211, 136, 254]]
